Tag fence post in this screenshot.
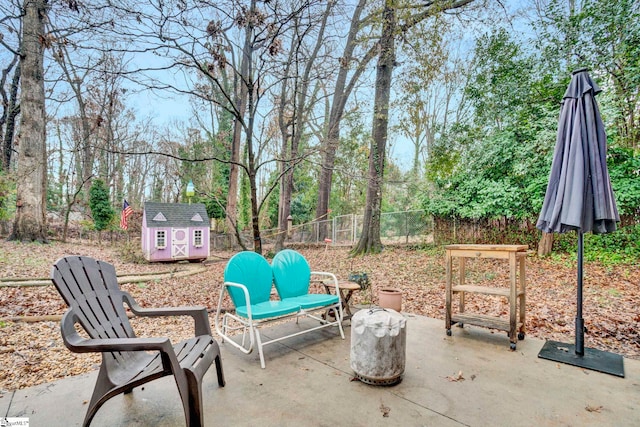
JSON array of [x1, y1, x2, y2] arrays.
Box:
[[287, 215, 293, 238], [352, 214, 356, 243], [405, 211, 409, 244], [332, 216, 336, 243]]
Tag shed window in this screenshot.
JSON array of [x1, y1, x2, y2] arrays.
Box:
[[193, 229, 203, 248], [156, 230, 166, 249]]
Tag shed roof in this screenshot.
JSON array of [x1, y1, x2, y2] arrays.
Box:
[[143, 202, 210, 228]]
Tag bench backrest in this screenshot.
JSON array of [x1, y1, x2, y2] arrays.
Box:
[[224, 251, 273, 307], [271, 249, 311, 299]]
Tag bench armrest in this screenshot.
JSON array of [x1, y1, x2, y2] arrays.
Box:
[[311, 272, 341, 300], [219, 281, 254, 317]]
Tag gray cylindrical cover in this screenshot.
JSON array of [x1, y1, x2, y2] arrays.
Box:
[[350, 309, 406, 385]]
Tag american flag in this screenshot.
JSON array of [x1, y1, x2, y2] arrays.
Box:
[[120, 200, 134, 230]]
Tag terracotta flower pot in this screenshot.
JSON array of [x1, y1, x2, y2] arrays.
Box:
[[378, 288, 403, 312]]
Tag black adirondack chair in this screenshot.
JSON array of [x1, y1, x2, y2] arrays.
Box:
[[51, 256, 225, 427]]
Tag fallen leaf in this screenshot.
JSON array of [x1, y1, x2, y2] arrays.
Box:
[[446, 370, 465, 382], [380, 402, 390, 417], [2, 243, 640, 391]]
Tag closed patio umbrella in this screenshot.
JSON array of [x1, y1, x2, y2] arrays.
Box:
[[536, 68, 623, 377]]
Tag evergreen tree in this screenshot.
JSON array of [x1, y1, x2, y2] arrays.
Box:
[[89, 179, 114, 234]]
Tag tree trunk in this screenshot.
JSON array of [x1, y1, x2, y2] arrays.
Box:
[[275, 43, 294, 253], [316, 0, 368, 240], [226, 0, 255, 241], [227, 120, 241, 235], [276, 2, 334, 252], [274, 152, 291, 251], [56, 47, 94, 203], [248, 135, 262, 254], [537, 232, 554, 257], [275, 135, 291, 252], [9, 0, 48, 243], [352, 1, 395, 255], [2, 59, 20, 171], [242, 0, 262, 254]]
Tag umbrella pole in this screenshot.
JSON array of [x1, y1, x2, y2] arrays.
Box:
[[575, 230, 584, 355], [538, 229, 623, 376]]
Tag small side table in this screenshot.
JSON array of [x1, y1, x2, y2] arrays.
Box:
[[323, 280, 361, 320]]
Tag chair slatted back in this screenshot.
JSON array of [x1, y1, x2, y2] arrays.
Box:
[[51, 256, 136, 340], [223, 251, 273, 308], [271, 249, 311, 299]]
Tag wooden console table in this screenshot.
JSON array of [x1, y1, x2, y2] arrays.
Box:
[[445, 244, 527, 350]]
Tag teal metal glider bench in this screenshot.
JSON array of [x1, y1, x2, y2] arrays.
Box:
[[214, 250, 345, 368]]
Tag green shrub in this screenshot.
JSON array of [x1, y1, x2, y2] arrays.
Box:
[[89, 180, 114, 232], [552, 224, 640, 265]]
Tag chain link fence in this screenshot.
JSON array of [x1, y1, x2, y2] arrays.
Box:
[[39, 210, 433, 250], [251, 210, 433, 249]]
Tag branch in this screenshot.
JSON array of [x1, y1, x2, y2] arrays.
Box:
[[399, 0, 476, 33]]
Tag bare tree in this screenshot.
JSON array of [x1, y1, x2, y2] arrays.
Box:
[[105, 0, 308, 252], [49, 43, 111, 206], [0, 55, 20, 235], [352, 0, 396, 254], [0, 2, 22, 173], [315, 0, 373, 240], [1, 57, 20, 171], [274, 0, 335, 251], [353, 0, 476, 254]]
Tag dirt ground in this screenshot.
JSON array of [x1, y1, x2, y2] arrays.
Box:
[[1, 238, 638, 392]]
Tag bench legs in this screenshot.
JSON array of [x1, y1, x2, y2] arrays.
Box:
[[251, 327, 266, 369], [217, 307, 344, 369]]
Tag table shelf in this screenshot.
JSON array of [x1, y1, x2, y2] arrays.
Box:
[[445, 244, 527, 350], [451, 313, 524, 334], [451, 285, 524, 298]]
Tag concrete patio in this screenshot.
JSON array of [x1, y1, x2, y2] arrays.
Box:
[[2, 313, 638, 426]]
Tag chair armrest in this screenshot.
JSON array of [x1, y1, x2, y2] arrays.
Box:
[[67, 336, 172, 354], [61, 311, 172, 354], [121, 292, 212, 336], [311, 272, 341, 300], [220, 281, 254, 317]]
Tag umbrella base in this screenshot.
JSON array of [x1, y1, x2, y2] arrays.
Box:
[[538, 340, 624, 377]]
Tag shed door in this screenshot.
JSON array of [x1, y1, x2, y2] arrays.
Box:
[[171, 228, 188, 259]]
